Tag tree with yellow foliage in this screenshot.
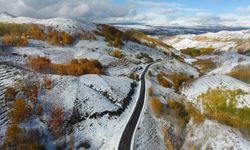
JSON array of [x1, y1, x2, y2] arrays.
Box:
[[150, 97, 164, 117], [110, 49, 122, 58], [9, 99, 29, 123], [61, 32, 73, 45], [17, 35, 28, 47], [2, 34, 14, 46]]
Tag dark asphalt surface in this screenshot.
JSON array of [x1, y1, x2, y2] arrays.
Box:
[[118, 63, 154, 150]]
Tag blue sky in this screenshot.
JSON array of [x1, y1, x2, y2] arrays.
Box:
[[109, 0, 250, 26], [1, 0, 250, 27]]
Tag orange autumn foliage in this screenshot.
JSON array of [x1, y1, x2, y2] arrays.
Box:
[[27, 57, 104, 76]]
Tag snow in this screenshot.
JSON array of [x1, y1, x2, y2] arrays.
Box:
[[183, 120, 250, 150], [0, 13, 96, 34], [150, 59, 199, 78], [182, 74, 250, 108], [164, 29, 250, 51]]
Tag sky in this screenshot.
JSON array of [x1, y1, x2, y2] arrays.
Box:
[[1, 0, 250, 27]]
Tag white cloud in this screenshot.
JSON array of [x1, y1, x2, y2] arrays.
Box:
[[235, 6, 250, 13], [0, 0, 135, 20], [1, 0, 250, 27]]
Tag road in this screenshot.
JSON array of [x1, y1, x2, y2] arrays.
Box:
[[118, 63, 154, 150]]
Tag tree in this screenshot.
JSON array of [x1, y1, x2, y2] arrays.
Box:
[[61, 32, 73, 45], [9, 99, 29, 123], [5, 124, 22, 143], [37, 105, 43, 115], [114, 33, 123, 48], [110, 49, 122, 58], [5, 87, 17, 102], [148, 87, 154, 96], [48, 106, 65, 137], [2, 34, 14, 46], [150, 97, 164, 117], [17, 35, 28, 47]]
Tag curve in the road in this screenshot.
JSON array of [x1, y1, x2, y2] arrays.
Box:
[[118, 63, 154, 150]]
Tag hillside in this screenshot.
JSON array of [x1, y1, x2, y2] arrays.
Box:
[[0, 12, 250, 150]]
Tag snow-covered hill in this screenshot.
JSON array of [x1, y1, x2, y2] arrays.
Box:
[[0, 12, 95, 34], [164, 29, 250, 52]]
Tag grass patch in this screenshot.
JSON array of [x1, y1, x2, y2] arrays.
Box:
[[227, 65, 250, 84], [96, 24, 172, 49], [157, 72, 191, 91], [181, 47, 215, 57], [198, 87, 250, 134], [27, 56, 104, 76], [150, 97, 164, 117], [193, 59, 216, 74]]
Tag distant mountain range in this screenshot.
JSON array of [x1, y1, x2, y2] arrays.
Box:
[[112, 23, 250, 37]]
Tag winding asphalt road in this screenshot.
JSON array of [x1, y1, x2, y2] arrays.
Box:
[[118, 63, 154, 150]]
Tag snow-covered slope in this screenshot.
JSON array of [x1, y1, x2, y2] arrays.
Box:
[[0, 12, 95, 33], [164, 29, 250, 51], [182, 74, 250, 108]]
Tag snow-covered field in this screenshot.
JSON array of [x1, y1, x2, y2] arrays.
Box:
[[1, 12, 250, 150], [164, 29, 250, 52]]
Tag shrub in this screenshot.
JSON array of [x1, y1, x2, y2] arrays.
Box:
[[148, 87, 154, 96], [27, 57, 104, 76], [96, 24, 172, 49], [150, 97, 164, 117], [110, 49, 122, 58], [77, 31, 96, 40], [128, 73, 140, 81], [156, 73, 172, 88], [166, 73, 191, 91], [37, 105, 43, 115], [193, 59, 216, 74], [162, 127, 174, 150], [2, 34, 14, 46], [61, 32, 73, 45], [167, 99, 189, 126], [43, 78, 53, 89], [96, 24, 124, 48], [227, 65, 250, 84], [186, 103, 204, 124], [181, 47, 215, 57], [4, 86, 17, 102], [198, 88, 250, 134], [27, 56, 51, 72], [9, 99, 29, 123], [5, 124, 22, 143], [48, 106, 65, 138]]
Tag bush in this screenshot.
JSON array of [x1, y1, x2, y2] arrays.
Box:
[[150, 97, 164, 117], [9, 99, 29, 123], [43, 78, 53, 89], [166, 73, 191, 91], [2, 34, 14, 46], [110, 49, 122, 58], [181, 47, 215, 57], [37, 105, 43, 115], [5, 124, 22, 143], [27, 57, 104, 76], [193, 59, 216, 74], [227, 65, 250, 84], [167, 99, 189, 126], [48, 106, 65, 138], [4, 86, 17, 102], [96, 24, 172, 49], [148, 87, 154, 96], [185, 103, 204, 124], [128, 73, 140, 81], [198, 88, 250, 134], [157, 73, 172, 88], [162, 127, 174, 150]]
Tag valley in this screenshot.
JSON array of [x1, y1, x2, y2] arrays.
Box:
[[0, 12, 250, 150]]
